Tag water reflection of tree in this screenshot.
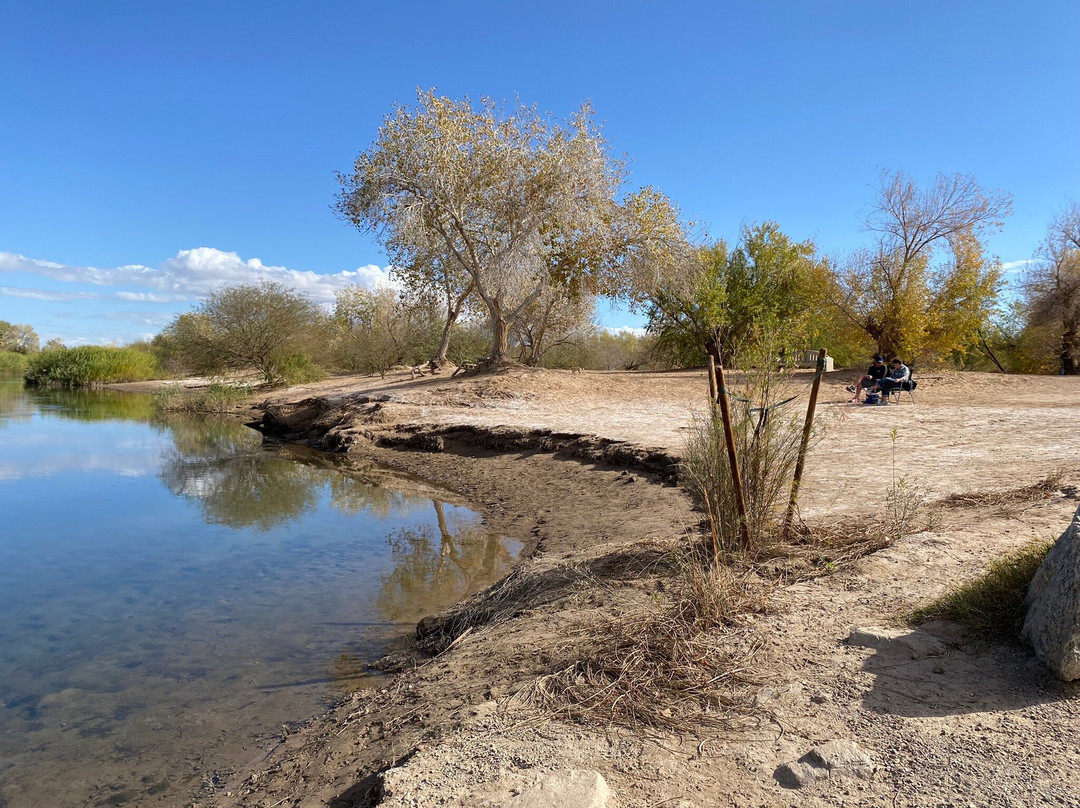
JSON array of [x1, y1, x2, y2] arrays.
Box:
[[0, 382, 34, 429], [9, 384, 441, 534], [328, 473, 410, 520], [329, 652, 371, 691], [157, 414, 315, 529], [375, 501, 513, 621], [159, 444, 323, 530], [158, 417, 424, 531], [1, 384, 157, 431], [28, 387, 158, 422], [163, 414, 262, 458]]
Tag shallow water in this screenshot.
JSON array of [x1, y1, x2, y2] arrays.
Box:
[[0, 382, 519, 807]]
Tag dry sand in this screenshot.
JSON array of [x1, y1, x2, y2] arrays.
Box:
[[198, 366, 1080, 808]]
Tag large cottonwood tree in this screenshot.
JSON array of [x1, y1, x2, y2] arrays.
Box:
[[832, 170, 1011, 360], [335, 90, 688, 363], [0, 321, 40, 353]]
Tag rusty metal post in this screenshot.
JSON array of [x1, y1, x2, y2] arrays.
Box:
[[714, 354, 751, 550], [784, 348, 827, 537]]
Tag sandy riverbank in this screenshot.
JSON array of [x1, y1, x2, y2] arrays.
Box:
[[199, 366, 1080, 808]]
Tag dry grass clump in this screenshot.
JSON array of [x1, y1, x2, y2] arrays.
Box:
[[417, 544, 677, 655], [940, 469, 1066, 510], [909, 539, 1053, 640], [523, 553, 769, 731], [753, 428, 935, 583]]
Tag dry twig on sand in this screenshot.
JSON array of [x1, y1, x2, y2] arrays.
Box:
[[940, 469, 1066, 510], [416, 564, 599, 655], [756, 521, 893, 583]]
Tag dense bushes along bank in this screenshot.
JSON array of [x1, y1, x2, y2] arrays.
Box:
[[0, 350, 29, 379], [24, 346, 159, 387]]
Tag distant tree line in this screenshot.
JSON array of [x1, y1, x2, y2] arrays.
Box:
[[9, 92, 1080, 382], [150, 279, 655, 384]]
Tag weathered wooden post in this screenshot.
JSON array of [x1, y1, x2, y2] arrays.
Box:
[[784, 348, 826, 537], [707, 356, 718, 403], [714, 353, 751, 550]]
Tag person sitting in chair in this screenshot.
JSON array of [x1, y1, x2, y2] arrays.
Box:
[[846, 354, 887, 403], [866, 358, 910, 404]]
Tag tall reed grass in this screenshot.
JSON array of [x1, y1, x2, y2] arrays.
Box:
[[24, 346, 159, 387]]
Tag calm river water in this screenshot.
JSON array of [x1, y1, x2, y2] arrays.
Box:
[[0, 381, 519, 807]]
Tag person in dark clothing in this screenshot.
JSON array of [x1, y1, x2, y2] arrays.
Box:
[[846, 354, 887, 403], [867, 358, 911, 404]]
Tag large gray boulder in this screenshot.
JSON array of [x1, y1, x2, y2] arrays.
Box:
[[1021, 503, 1080, 681]]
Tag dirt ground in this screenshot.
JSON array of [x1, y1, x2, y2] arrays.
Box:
[[198, 366, 1080, 808]]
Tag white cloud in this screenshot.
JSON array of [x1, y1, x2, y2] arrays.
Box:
[[603, 325, 649, 337], [1001, 259, 1035, 274], [99, 311, 175, 326], [0, 248, 396, 303], [0, 285, 103, 301], [115, 291, 186, 302]]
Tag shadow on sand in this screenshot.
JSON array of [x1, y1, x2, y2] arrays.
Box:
[[858, 625, 1076, 718]]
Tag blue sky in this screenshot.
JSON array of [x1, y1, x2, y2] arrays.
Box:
[[1, 1, 1077, 344]]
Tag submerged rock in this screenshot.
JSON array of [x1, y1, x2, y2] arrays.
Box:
[[1021, 503, 1080, 681]]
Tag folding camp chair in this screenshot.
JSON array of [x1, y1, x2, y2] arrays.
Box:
[[884, 365, 917, 404]]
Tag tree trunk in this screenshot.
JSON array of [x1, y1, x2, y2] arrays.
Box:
[[491, 316, 511, 363], [434, 283, 473, 364], [1061, 325, 1078, 375], [435, 319, 453, 364], [977, 328, 1007, 373]]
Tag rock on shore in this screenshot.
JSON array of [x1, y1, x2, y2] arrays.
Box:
[[1021, 503, 1080, 680]]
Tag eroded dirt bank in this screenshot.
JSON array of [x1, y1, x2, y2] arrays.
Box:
[[205, 368, 1080, 808]]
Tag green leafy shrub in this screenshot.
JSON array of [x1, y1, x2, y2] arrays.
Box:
[[909, 539, 1053, 639], [0, 350, 29, 378], [159, 282, 330, 382], [268, 353, 325, 386], [24, 346, 160, 387]]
